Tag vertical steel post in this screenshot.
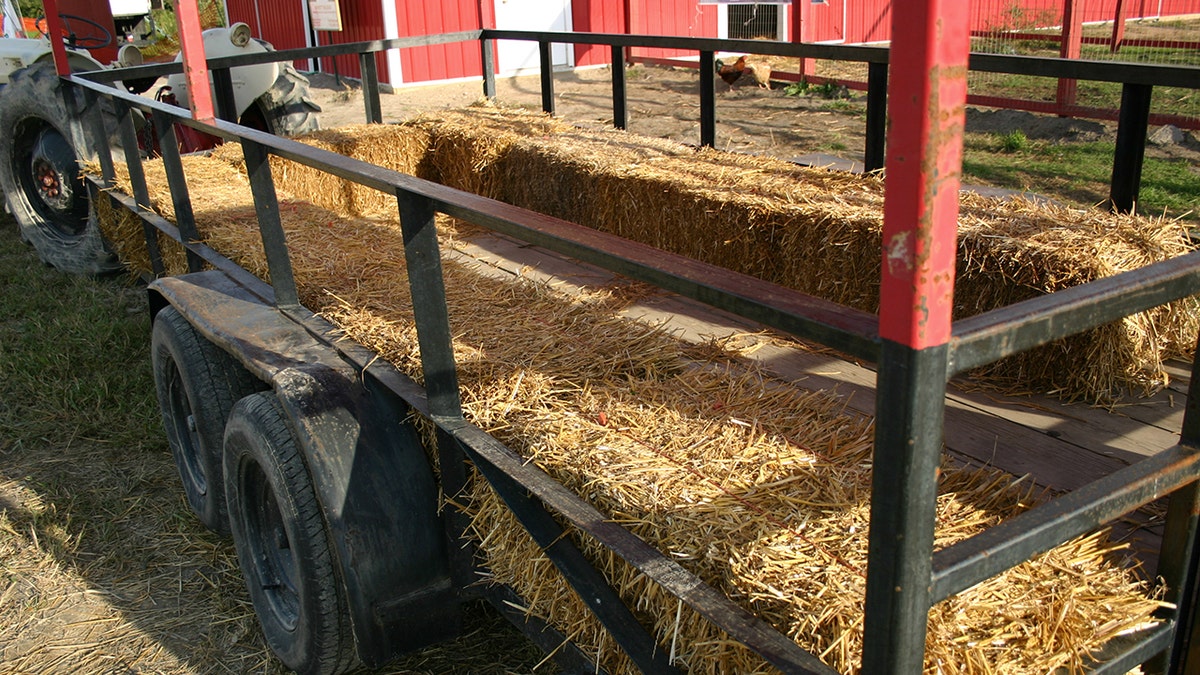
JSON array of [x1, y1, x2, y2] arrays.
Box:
[[359, 53, 383, 124], [862, 0, 970, 672], [611, 44, 628, 130], [482, 38, 497, 101], [115, 101, 164, 277], [864, 61, 888, 173], [699, 50, 716, 148], [540, 41, 555, 115], [395, 192, 462, 420], [1109, 83, 1152, 215], [151, 110, 203, 273], [211, 68, 238, 123], [80, 88, 115, 185], [394, 190, 475, 593], [1155, 330, 1200, 674], [240, 138, 300, 308]]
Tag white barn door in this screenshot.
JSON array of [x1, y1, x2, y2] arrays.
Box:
[[493, 0, 573, 75]]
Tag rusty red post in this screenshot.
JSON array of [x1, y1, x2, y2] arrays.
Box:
[[1111, 0, 1128, 53], [862, 0, 969, 670], [40, 0, 71, 76], [1057, 0, 1084, 107], [174, 0, 216, 123], [878, 3, 967, 349]]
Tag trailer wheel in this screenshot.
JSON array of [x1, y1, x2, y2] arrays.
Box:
[[0, 59, 121, 275], [239, 58, 321, 137], [152, 306, 264, 533], [224, 392, 359, 675]]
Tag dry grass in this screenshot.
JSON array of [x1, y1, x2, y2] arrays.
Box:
[[91, 134, 1170, 673]]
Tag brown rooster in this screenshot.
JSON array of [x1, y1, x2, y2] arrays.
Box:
[[715, 55, 747, 86], [715, 56, 772, 89]]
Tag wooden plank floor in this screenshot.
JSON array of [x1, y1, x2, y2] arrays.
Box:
[[450, 228, 1189, 573]]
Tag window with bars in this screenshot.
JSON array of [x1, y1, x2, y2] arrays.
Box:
[[728, 4, 780, 40]]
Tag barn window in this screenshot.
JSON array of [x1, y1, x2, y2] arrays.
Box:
[[728, 4, 781, 40]]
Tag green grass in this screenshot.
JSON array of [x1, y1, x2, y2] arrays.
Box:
[[962, 134, 1200, 220], [0, 228, 161, 452]]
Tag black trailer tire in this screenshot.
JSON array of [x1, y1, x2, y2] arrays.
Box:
[[0, 59, 121, 275], [224, 392, 359, 675], [240, 57, 321, 137], [152, 306, 264, 533]]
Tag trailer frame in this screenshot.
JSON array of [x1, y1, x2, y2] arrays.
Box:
[[38, 3, 1200, 671]]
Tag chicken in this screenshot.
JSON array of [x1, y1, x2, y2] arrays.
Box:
[[746, 59, 772, 88], [715, 55, 772, 90], [715, 55, 748, 86]]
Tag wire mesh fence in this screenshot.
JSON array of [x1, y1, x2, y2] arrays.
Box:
[[965, 0, 1200, 127], [785, 0, 1200, 129]]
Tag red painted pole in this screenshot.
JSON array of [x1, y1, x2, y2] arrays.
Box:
[[863, 3, 970, 671], [791, 0, 813, 80], [174, 0, 216, 124], [40, 0, 71, 77], [1111, 0, 1128, 53], [1057, 0, 1084, 107], [878, 0, 970, 351]]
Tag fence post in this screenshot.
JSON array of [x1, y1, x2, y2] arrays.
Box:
[[1057, 0, 1084, 109], [1111, 0, 1128, 53], [699, 50, 716, 147], [862, 0, 969, 671], [1108, 83, 1152, 215]]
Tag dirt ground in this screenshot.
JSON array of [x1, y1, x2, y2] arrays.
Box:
[[303, 62, 1200, 175]]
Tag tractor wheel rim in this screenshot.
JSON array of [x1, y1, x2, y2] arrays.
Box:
[[22, 126, 87, 237]]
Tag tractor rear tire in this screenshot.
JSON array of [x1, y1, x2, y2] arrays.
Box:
[[241, 57, 321, 137], [0, 59, 122, 275], [224, 392, 359, 675], [152, 306, 265, 534]]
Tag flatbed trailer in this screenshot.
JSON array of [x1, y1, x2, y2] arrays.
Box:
[[20, 0, 1200, 672]]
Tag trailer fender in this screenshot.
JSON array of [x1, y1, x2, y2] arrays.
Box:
[[268, 363, 460, 665], [148, 272, 459, 666]]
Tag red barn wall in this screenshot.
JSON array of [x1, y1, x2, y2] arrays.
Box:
[[628, 0, 718, 60], [572, 0, 627, 67], [393, 0, 487, 83], [314, 0, 388, 82], [846, 0, 892, 43]]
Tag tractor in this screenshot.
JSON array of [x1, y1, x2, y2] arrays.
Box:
[[0, 0, 320, 274]]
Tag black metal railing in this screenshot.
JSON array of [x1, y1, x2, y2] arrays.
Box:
[[71, 28, 1200, 674]]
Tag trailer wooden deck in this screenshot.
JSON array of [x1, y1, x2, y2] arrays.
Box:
[[450, 222, 1187, 574]]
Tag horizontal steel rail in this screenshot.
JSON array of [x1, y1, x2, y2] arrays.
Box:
[[932, 443, 1200, 602], [948, 250, 1200, 376], [77, 31, 487, 85], [80, 28, 1199, 91]]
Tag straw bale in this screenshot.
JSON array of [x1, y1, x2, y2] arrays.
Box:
[[93, 155, 1165, 674], [210, 123, 434, 218], [340, 108, 1195, 403]]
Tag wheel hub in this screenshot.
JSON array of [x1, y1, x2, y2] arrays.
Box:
[[34, 157, 64, 201], [22, 125, 87, 237]]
